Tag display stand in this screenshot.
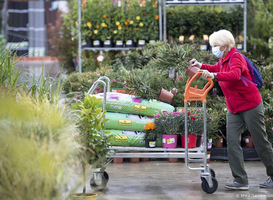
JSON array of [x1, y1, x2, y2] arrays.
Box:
[[163, 0, 247, 51], [77, 0, 246, 73]]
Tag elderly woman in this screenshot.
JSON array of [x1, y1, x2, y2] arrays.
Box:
[[190, 29, 273, 190]]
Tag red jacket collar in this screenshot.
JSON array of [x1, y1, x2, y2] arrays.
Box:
[[221, 47, 238, 63]]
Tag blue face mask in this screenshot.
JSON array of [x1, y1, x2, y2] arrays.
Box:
[[212, 46, 224, 58]]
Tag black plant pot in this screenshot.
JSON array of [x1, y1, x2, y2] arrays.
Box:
[[137, 39, 146, 47], [86, 39, 92, 47], [148, 39, 156, 44], [92, 39, 102, 47], [103, 39, 113, 47], [145, 139, 156, 148], [115, 39, 124, 47], [125, 39, 135, 47], [236, 43, 243, 50], [82, 39, 92, 48], [199, 43, 208, 51]]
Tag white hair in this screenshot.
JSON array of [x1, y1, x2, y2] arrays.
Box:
[[209, 29, 235, 51]]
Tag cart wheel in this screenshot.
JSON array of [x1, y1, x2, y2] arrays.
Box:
[[200, 167, 216, 179], [201, 177, 218, 194], [90, 171, 109, 191], [210, 168, 216, 178]]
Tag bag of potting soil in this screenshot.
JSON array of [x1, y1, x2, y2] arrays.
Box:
[[105, 112, 154, 131], [108, 130, 163, 147], [92, 92, 174, 117], [108, 130, 145, 147]]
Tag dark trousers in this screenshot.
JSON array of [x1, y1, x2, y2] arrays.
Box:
[[227, 102, 273, 184]]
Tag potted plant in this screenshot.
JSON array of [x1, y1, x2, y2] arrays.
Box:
[[182, 108, 204, 148], [207, 107, 225, 148], [154, 111, 184, 148], [70, 93, 112, 199], [144, 122, 157, 148], [112, 3, 126, 47], [125, 68, 174, 102], [243, 131, 255, 148]]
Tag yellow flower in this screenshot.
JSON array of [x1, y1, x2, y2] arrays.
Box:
[[130, 20, 133, 24], [96, 25, 100, 29], [139, 22, 143, 27], [116, 21, 120, 26], [101, 22, 107, 27], [94, 30, 98, 34], [103, 14, 107, 18], [87, 22, 92, 28], [136, 16, 140, 20], [155, 15, 159, 20], [113, 30, 118, 34], [118, 25, 122, 30], [75, 21, 78, 26]]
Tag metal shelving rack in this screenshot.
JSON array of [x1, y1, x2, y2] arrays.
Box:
[[77, 0, 247, 73], [162, 0, 247, 49]]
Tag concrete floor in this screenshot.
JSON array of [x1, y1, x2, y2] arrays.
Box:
[[85, 160, 273, 200]]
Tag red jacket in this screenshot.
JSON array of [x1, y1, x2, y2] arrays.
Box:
[[202, 47, 262, 113]]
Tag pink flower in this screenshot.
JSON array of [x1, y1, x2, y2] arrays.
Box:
[[172, 112, 180, 116], [172, 88, 178, 95], [176, 76, 183, 81], [112, 79, 117, 84], [155, 114, 160, 119], [162, 110, 169, 114]]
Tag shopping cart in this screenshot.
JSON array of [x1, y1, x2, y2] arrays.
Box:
[[184, 71, 218, 194], [87, 73, 218, 194]]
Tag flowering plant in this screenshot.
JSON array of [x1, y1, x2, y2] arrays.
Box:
[[144, 122, 157, 140], [154, 111, 184, 135], [184, 108, 204, 136], [134, 0, 159, 41]]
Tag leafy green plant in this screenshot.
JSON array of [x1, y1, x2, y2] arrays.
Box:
[[248, 0, 273, 61], [0, 93, 78, 200], [184, 108, 205, 136], [154, 111, 184, 135], [125, 67, 171, 100], [0, 35, 6, 52], [24, 69, 63, 105], [166, 6, 243, 43], [72, 93, 111, 194], [0, 49, 21, 92]]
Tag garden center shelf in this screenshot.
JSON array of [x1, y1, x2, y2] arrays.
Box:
[[77, 0, 247, 72], [109, 146, 205, 160], [165, 0, 244, 6], [82, 47, 137, 52]]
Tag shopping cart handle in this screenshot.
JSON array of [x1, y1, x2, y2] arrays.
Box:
[[184, 71, 214, 103]]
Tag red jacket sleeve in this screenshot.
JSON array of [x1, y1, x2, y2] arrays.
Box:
[[201, 62, 221, 72], [201, 53, 246, 82]]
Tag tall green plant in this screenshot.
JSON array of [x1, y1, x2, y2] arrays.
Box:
[[0, 49, 21, 91], [0, 93, 78, 200], [248, 0, 273, 60], [72, 93, 111, 194], [25, 68, 63, 105]]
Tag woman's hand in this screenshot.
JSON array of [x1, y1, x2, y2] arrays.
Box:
[[189, 58, 202, 68], [202, 70, 214, 79]]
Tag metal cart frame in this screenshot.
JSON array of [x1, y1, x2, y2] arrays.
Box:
[[89, 73, 218, 193]]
